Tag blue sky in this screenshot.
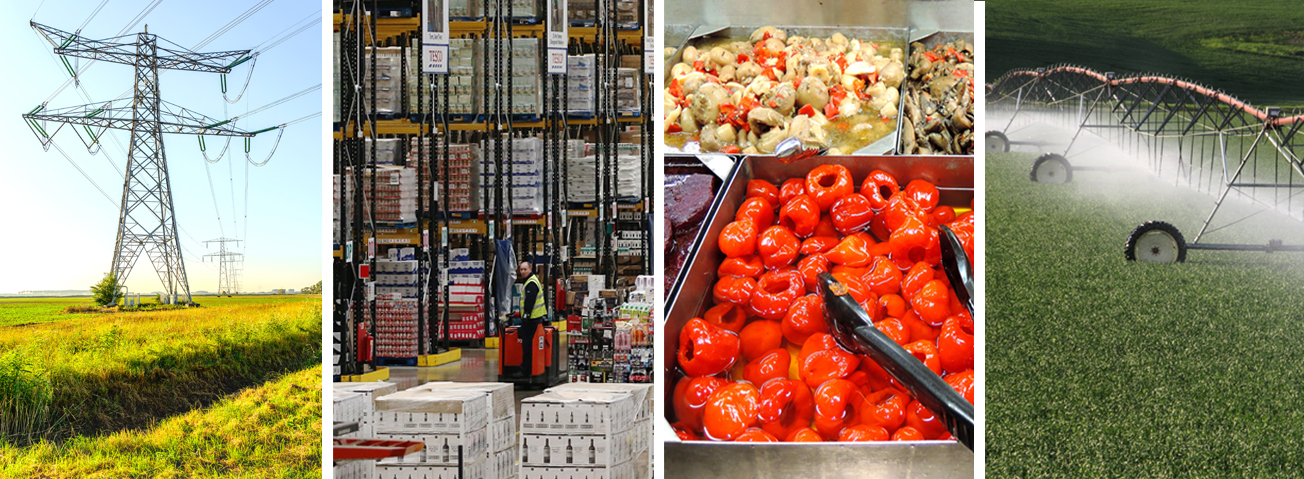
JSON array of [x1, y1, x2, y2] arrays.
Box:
[[0, 0, 322, 294]]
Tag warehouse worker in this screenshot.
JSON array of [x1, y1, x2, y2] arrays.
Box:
[[516, 259, 547, 378]]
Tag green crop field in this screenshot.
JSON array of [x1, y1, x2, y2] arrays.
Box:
[[0, 295, 322, 478], [0, 295, 318, 327], [986, 153, 1304, 476], [987, 0, 1304, 108]]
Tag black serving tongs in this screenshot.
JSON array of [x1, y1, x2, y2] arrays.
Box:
[[938, 224, 974, 316], [818, 272, 975, 451]]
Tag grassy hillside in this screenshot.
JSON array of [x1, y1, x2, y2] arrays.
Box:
[[987, 0, 1304, 107], [0, 365, 322, 478], [985, 153, 1304, 476], [0, 299, 320, 442]]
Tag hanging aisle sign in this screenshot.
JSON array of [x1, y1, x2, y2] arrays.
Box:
[[546, 0, 568, 74], [422, 0, 450, 74]]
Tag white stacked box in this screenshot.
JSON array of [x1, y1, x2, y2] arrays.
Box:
[[333, 390, 367, 433], [334, 381, 400, 436], [333, 32, 341, 123], [374, 389, 495, 478], [480, 138, 544, 215], [484, 38, 541, 116], [334, 459, 375, 479], [615, 68, 640, 115], [366, 138, 402, 166], [376, 259, 419, 298], [566, 55, 596, 116], [365, 47, 404, 116], [566, 145, 643, 202], [546, 384, 651, 422], [365, 299, 419, 358], [518, 391, 644, 479], [413, 382, 518, 478]]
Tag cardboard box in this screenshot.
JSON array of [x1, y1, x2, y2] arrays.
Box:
[[411, 382, 515, 421], [334, 459, 375, 479], [333, 391, 366, 424], [519, 391, 637, 436], [519, 428, 638, 467], [376, 456, 488, 479], [490, 414, 518, 452], [546, 383, 651, 421], [376, 429, 488, 465], [488, 447, 517, 479], [519, 462, 635, 479], [373, 390, 490, 434]]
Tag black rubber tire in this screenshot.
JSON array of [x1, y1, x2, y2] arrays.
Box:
[[985, 130, 1009, 153], [1029, 153, 1073, 184], [1125, 221, 1187, 263]]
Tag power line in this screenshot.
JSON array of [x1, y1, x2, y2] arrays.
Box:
[[76, 0, 110, 33], [193, 0, 273, 50]]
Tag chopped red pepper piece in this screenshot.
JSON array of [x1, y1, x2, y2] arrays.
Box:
[[797, 104, 816, 117]]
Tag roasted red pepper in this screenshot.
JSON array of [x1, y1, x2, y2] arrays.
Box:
[[717, 254, 765, 279], [735, 428, 779, 442], [903, 180, 940, 213], [863, 255, 902, 296], [712, 275, 757, 308], [911, 279, 952, 327], [891, 426, 925, 441], [738, 319, 784, 362], [785, 427, 823, 442], [719, 219, 758, 258], [796, 254, 830, 294], [778, 194, 820, 238], [812, 379, 864, 440], [779, 178, 806, 206], [858, 388, 909, 431], [937, 315, 974, 374], [743, 348, 791, 386], [838, 425, 889, 442], [673, 376, 728, 432], [702, 302, 748, 334], [781, 294, 829, 346], [825, 234, 872, 267], [889, 215, 932, 269], [750, 269, 804, 320], [903, 339, 942, 375], [799, 236, 840, 256], [757, 378, 815, 439], [805, 165, 854, 212], [945, 369, 975, 404], [905, 400, 948, 439], [703, 382, 760, 441], [756, 225, 801, 270], [678, 318, 742, 377], [746, 179, 780, 208], [830, 193, 875, 236]]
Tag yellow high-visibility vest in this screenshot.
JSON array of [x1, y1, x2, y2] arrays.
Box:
[[522, 274, 547, 320]]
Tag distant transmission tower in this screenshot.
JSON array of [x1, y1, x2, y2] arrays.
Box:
[[203, 238, 243, 296], [21, 23, 272, 304]]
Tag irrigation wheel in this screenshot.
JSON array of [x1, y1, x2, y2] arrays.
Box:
[[1030, 153, 1072, 184], [1125, 221, 1187, 263], [985, 131, 1009, 153]]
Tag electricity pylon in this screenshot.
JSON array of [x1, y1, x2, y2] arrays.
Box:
[[21, 22, 272, 304], [203, 238, 243, 296]]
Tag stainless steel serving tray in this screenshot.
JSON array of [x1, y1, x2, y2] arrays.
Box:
[[898, 29, 975, 157], [664, 25, 911, 156], [663, 155, 974, 478]]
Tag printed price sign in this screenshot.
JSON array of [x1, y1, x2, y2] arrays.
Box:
[[423, 44, 449, 74]]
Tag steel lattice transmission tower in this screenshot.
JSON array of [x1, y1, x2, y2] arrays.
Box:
[[203, 238, 243, 296], [22, 22, 267, 304]]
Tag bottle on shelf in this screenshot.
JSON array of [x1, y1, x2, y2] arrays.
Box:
[[566, 439, 574, 464], [544, 438, 551, 464], [588, 439, 596, 464]]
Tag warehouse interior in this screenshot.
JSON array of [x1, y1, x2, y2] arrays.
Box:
[[331, 0, 653, 478]]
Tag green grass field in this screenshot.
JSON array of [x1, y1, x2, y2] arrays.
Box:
[[0, 295, 319, 327], [987, 0, 1304, 108], [986, 153, 1304, 476], [0, 365, 321, 478], [0, 295, 322, 477]]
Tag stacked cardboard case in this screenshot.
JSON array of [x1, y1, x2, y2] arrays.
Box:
[[408, 38, 477, 116], [566, 55, 595, 116], [413, 382, 519, 479], [407, 139, 480, 212], [518, 385, 651, 479], [365, 47, 404, 116], [376, 257, 418, 299], [480, 138, 544, 216], [443, 249, 487, 340], [366, 299, 420, 358], [372, 389, 493, 479], [333, 382, 400, 479], [484, 38, 541, 117], [566, 144, 643, 202], [345, 167, 417, 224]]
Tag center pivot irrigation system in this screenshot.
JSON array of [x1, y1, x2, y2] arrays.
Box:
[[985, 65, 1304, 263], [21, 14, 315, 304]]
